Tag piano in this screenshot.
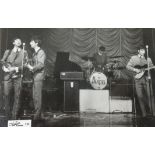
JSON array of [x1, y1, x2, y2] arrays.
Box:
[[54, 52, 82, 84]]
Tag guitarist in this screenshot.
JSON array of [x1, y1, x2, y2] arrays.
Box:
[[126, 46, 155, 121], [27, 36, 46, 121], [1, 38, 28, 120]]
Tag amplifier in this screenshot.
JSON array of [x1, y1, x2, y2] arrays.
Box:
[[79, 90, 132, 113], [80, 89, 110, 113], [110, 96, 132, 113], [60, 72, 84, 80]]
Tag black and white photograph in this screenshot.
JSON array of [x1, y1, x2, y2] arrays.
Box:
[[1, 0, 155, 155], [0, 28, 155, 127]]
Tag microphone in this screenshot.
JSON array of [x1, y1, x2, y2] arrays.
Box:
[[146, 45, 149, 49], [22, 43, 26, 52]]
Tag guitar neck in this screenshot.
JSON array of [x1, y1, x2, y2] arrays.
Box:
[[144, 66, 155, 71]]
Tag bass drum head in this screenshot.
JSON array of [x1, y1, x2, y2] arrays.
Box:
[[89, 72, 107, 90]]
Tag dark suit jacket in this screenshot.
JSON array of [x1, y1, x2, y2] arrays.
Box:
[[32, 48, 46, 81]]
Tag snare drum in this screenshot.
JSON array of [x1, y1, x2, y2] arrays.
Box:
[[89, 72, 107, 90]]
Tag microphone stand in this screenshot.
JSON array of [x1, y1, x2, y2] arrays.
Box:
[[21, 43, 25, 79], [21, 43, 27, 116], [146, 45, 151, 80], [146, 45, 153, 115]]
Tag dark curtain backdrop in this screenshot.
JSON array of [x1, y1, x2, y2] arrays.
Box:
[[44, 28, 143, 79], [5, 28, 143, 79]]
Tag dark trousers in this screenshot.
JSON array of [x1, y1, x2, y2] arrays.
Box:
[[3, 77, 22, 119], [33, 80, 43, 119], [135, 76, 154, 117]]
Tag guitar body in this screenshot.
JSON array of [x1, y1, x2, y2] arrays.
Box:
[[135, 71, 145, 79], [2, 63, 12, 72], [134, 65, 155, 79], [2, 65, 10, 72], [1, 46, 27, 79], [2, 63, 19, 79]]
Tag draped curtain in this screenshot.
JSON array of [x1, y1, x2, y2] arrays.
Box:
[[44, 28, 143, 79]]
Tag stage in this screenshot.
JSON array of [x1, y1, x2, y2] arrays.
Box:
[[0, 111, 155, 127], [1, 28, 155, 127]]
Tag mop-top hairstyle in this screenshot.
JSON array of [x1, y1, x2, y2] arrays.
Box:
[[31, 36, 42, 47], [137, 45, 145, 51], [99, 46, 106, 52], [12, 37, 22, 43]]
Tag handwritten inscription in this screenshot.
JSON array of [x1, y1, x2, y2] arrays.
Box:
[[8, 120, 31, 127]]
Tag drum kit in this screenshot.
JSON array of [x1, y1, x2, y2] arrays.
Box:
[[85, 55, 124, 90]]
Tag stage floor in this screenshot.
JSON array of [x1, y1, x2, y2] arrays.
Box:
[[0, 112, 155, 127]]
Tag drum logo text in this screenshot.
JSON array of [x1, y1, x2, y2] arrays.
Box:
[[91, 76, 106, 85]]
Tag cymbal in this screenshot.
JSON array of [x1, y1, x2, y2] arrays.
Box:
[[109, 55, 124, 58]]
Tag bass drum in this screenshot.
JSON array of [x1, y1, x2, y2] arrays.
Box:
[[89, 72, 107, 90]]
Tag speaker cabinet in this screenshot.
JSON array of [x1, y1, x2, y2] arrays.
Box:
[[110, 97, 132, 113], [110, 83, 134, 98], [64, 81, 79, 112], [110, 82, 134, 113]]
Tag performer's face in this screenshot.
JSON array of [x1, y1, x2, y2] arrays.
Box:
[[99, 50, 104, 55], [139, 49, 145, 56], [13, 39, 22, 47], [30, 40, 37, 49]]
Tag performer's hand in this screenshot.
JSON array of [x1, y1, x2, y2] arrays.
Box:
[[24, 61, 28, 67], [27, 64, 33, 71], [134, 68, 141, 73], [14, 67, 19, 72]]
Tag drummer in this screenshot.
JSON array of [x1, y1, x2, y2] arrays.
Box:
[[93, 46, 107, 72]]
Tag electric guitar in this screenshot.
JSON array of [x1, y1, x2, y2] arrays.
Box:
[[0, 61, 20, 78], [1, 61, 29, 79], [134, 65, 155, 79], [1, 44, 27, 79]]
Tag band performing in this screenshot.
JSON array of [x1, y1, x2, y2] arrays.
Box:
[[0, 35, 155, 126]]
